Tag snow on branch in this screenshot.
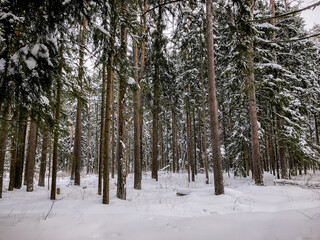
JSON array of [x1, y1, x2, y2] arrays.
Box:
[[248, 1, 320, 23]]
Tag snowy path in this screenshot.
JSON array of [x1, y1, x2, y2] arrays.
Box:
[[0, 172, 319, 240]]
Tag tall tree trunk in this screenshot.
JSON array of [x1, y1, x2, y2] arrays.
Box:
[[24, 120, 31, 185], [192, 108, 197, 177], [102, 29, 115, 204], [50, 42, 63, 200], [200, 34, 209, 184], [38, 127, 49, 187], [152, 0, 162, 181], [139, 0, 148, 173], [247, 1, 263, 185], [98, 61, 106, 195], [26, 121, 38, 192], [74, 18, 87, 186], [86, 102, 91, 174], [172, 98, 177, 173], [206, 0, 224, 194], [0, 107, 10, 198], [277, 117, 288, 179], [186, 96, 192, 183], [14, 114, 27, 189], [8, 137, 16, 191], [133, 41, 142, 190], [94, 103, 99, 173], [111, 88, 115, 179], [117, 0, 127, 200], [315, 114, 319, 145]]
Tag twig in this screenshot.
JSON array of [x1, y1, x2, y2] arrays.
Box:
[[248, 1, 320, 23]]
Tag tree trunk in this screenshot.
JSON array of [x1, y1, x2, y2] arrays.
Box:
[[74, 18, 87, 186], [200, 34, 209, 184], [152, 0, 162, 181], [172, 99, 177, 173], [315, 114, 319, 145], [50, 43, 63, 200], [23, 120, 31, 185], [94, 103, 99, 173], [186, 97, 192, 183], [0, 107, 10, 198], [247, 1, 263, 185], [86, 102, 91, 174], [102, 30, 115, 204], [98, 61, 106, 195], [26, 121, 38, 192], [139, 0, 148, 174], [277, 116, 288, 179], [206, 0, 224, 195], [14, 114, 27, 189], [38, 127, 49, 187], [117, 0, 127, 200], [133, 41, 142, 190]]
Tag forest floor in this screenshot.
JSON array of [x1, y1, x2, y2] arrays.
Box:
[[0, 171, 319, 240]]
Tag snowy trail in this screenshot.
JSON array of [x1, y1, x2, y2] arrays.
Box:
[[0, 172, 319, 240]]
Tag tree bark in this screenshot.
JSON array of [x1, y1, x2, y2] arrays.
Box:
[[74, 18, 87, 186], [14, 114, 27, 189], [172, 99, 177, 173], [98, 61, 106, 195], [50, 43, 63, 200], [0, 107, 10, 198], [26, 121, 38, 192], [133, 41, 142, 190], [247, 1, 263, 185], [102, 28, 115, 204], [86, 102, 91, 174], [38, 127, 49, 187], [152, 0, 162, 181], [200, 33, 209, 184], [117, 0, 127, 200], [139, 0, 148, 173], [206, 0, 224, 195]]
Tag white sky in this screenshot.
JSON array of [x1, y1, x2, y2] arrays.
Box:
[[300, 0, 320, 29]]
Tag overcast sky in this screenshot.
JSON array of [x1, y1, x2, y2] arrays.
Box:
[[300, 0, 320, 29]]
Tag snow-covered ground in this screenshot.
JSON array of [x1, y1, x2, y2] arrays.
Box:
[[0, 171, 319, 240]]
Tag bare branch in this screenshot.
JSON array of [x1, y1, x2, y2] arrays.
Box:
[[248, 1, 320, 23]]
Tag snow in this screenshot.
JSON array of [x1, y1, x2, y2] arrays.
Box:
[[127, 77, 135, 85], [25, 57, 37, 70], [0, 172, 319, 240], [41, 95, 50, 105], [0, 58, 5, 72], [31, 44, 40, 57], [95, 25, 109, 36]]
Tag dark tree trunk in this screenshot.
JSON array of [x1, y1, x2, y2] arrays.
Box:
[[152, 0, 162, 181], [0, 107, 10, 198], [200, 35, 209, 184], [139, 0, 147, 174], [14, 114, 27, 189], [172, 99, 177, 173], [206, 0, 224, 195], [277, 116, 288, 179], [24, 121, 30, 186], [102, 24, 115, 204], [133, 41, 142, 190], [50, 43, 63, 200], [86, 103, 91, 174], [117, 0, 127, 200], [247, 1, 263, 185], [38, 127, 49, 187], [94, 103, 99, 173], [98, 61, 106, 195], [74, 18, 87, 186], [26, 121, 38, 192]]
